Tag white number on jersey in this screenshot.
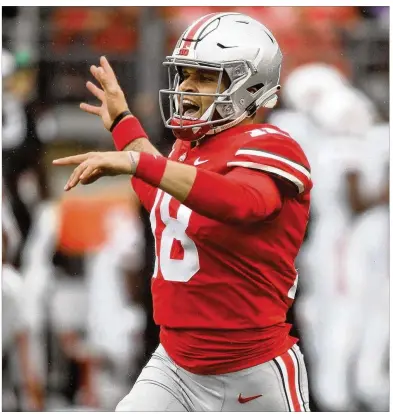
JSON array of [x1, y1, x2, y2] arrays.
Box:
[[150, 189, 299, 295], [150, 189, 200, 282]]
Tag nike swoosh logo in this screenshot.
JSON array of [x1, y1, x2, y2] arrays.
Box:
[[238, 393, 263, 404], [194, 158, 208, 166]]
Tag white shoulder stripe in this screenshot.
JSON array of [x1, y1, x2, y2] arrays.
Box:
[[227, 161, 305, 193], [235, 149, 311, 180], [249, 128, 290, 138]]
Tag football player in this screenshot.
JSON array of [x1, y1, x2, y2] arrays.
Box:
[[280, 75, 383, 411], [345, 163, 389, 411], [54, 13, 311, 411], [2, 226, 45, 411]]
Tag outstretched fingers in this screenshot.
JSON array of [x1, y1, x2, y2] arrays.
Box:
[[63, 163, 86, 191], [53, 153, 93, 190], [80, 102, 101, 116], [64, 160, 98, 191], [100, 56, 116, 78], [53, 153, 92, 166], [90, 65, 106, 89], [86, 81, 105, 101], [90, 58, 118, 94], [79, 164, 99, 181], [80, 168, 102, 185]]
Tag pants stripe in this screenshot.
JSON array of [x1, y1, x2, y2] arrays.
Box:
[[288, 348, 305, 411], [272, 358, 291, 411], [275, 347, 303, 411], [290, 347, 308, 411]]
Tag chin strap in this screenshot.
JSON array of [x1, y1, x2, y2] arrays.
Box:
[[206, 111, 249, 136], [191, 111, 248, 146]]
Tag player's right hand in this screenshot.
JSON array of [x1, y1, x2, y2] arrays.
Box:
[[80, 56, 131, 131]]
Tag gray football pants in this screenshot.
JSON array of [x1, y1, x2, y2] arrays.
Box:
[[116, 343, 310, 411]]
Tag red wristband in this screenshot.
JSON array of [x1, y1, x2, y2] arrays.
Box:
[[135, 152, 167, 187], [112, 116, 148, 151]]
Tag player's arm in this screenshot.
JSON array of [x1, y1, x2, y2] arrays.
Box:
[[128, 132, 312, 223], [53, 150, 280, 224], [53, 151, 281, 224], [80, 56, 161, 210], [53, 135, 311, 224], [122, 133, 161, 156], [107, 112, 162, 211], [159, 159, 283, 224]]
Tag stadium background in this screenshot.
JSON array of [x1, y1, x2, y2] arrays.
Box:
[[1, 6, 389, 412]]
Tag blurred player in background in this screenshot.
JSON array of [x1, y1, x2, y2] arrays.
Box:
[[2, 49, 49, 267], [18, 193, 146, 410], [84, 208, 146, 408], [271, 63, 389, 411], [345, 163, 389, 411], [54, 12, 312, 411], [2, 223, 45, 411]]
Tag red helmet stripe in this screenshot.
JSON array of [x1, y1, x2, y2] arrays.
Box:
[[180, 13, 220, 51]]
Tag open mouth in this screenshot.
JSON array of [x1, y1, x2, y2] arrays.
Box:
[[179, 99, 200, 119]]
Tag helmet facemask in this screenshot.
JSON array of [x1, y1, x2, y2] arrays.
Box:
[[159, 57, 280, 141], [159, 58, 253, 140]]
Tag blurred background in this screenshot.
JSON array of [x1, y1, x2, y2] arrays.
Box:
[[1, 6, 389, 412]]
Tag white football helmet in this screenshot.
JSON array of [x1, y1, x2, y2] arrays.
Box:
[[159, 12, 282, 141], [282, 63, 348, 114], [310, 86, 377, 136]]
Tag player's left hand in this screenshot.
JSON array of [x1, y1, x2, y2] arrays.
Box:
[[80, 56, 131, 131], [53, 151, 138, 191]]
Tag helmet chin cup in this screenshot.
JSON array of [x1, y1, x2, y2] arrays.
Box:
[[170, 117, 211, 141]]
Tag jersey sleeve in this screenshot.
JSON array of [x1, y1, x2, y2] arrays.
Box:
[[184, 166, 282, 224], [227, 128, 312, 195]]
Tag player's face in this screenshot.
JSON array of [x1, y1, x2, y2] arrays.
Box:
[[177, 67, 228, 119]]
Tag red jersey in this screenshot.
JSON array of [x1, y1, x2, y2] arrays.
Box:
[[132, 123, 312, 374]]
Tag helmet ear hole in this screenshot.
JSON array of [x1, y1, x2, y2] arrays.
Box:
[[247, 83, 264, 95]]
